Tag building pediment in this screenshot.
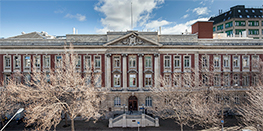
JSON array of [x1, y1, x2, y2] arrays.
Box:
[[103, 32, 162, 47]]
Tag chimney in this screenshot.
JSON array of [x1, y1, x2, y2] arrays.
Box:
[[159, 26, 161, 35], [191, 21, 214, 39]]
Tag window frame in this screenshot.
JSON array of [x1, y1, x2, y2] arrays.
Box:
[[242, 74, 249, 86], [43, 55, 50, 69], [214, 55, 220, 68], [113, 55, 121, 68], [13, 55, 21, 69], [113, 74, 121, 87], [145, 55, 152, 68], [24, 55, 31, 69], [55, 55, 62, 68], [145, 74, 152, 87], [114, 96, 121, 107], [33, 55, 41, 69], [202, 55, 209, 68], [184, 55, 191, 68], [233, 55, 240, 68], [129, 74, 137, 87], [84, 55, 91, 70], [242, 55, 249, 68], [223, 74, 230, 87], [164, 55, 171, 68], [94, 55, 101, 69], [75, 55, 81, 68], [174, 55, 181, 69], [129, 55, 136, 68], [223, 55, 230, 68], [4, 55, 11, 69], [145, 96, 152, 107]]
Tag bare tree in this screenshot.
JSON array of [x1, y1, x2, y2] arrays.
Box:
[[237, 58, 263, 130], [5, 46, 106, 131]]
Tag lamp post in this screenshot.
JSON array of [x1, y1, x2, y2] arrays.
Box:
[[0, 108, 24, 131]]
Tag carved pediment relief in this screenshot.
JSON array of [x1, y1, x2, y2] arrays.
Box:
[[103, 32, 162, 47], [122, 35, 143, 46]]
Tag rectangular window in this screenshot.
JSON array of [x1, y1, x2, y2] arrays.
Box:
[[113, 56, 121, 68], [164, 56, 170, 68], [225, 30, 233, 36], [223, 55, 229, 67], [4, 56, 11, 68], [248, 21, 259, 26], [145, 74, 152, 87], [217, 24, 224, 30], [252, 55, 259, 68], [234, 95, 239, 104], [43, 55, 50, 68], [114, 74, 121, 87], [14, 55, 21, 68], [95, 56, 101, 68], [145, 56, 152, 68], [242, 74, 249, 86], [164, 74, 171, 86], [213, 27, 216, 32], [214, 56, 220, 67], [223, 74, 230, 86], [174, 56, 181, 68], [129, 56, 136, 68], [202, 56, 208, 68], [235, 21, 246, 26], [84, 55, 91, 69], [214, 74, 221, 86], [233, 56, 239, 68], [95, 74, 101, 87], [248, 29, 259, 35], [174, 74, 180, 87], [184, 56, 190, 68], [56, 55, 62, 68], [252, 74, 258, 86], [242, 55, 249, 68], [129, 74, 136, 87], [75, 55, 81, 68], [233, 74, 239, 86], [4, 74, 11, 85], [202, 74, 208, 86], [34, 55, 41, 68], [24, 56, 31, 68], [225, 21, 233, 28]]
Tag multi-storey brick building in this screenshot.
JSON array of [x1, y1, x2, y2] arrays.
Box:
[[0, 22, 263, 119], [209, 5, 263, 39]]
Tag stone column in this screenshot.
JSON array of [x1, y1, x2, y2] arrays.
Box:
[[138, 54, 144, 91], [106, 54, 111, 88], [122, 54, 127, 91], [154, 54, 159, 88], [194, 53, 199, 88]]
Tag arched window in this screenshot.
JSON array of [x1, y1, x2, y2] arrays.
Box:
[[114, 96, 121, 106], [145, 96, 152, 107]]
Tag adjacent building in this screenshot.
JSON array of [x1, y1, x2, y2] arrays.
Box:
[[209, 5, 263, 39]]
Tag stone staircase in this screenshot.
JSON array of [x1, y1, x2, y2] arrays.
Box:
[[109, 112, 159, 128]]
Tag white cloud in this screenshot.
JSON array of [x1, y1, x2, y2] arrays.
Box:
[[192, 7, 210, 15], [54, 8, 65, 14], [161, 18, 209, 34], [145, 20, 171, 29], [65, 13, 86, 21], [182, 14, 189, 19], [94, 0, 164, 33]]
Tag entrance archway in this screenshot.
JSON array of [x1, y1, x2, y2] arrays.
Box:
[[128, 96, 138, 111]]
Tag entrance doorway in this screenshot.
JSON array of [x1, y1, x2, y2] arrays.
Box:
[[128, 96, 138, 111]]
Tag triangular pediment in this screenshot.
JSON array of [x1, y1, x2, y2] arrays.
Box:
[[103, 32, 162, 47]]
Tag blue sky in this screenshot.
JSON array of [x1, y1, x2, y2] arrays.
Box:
[[0, 0, 262, 38]]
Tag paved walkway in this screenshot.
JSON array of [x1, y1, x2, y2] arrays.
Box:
[[1, 116, 256, 131]]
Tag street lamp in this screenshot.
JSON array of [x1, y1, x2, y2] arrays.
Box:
[[0, 108, 24, 131]]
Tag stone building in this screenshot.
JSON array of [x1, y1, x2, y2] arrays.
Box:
[[1, 22, 263, 123], [209, 5, 263, 39]]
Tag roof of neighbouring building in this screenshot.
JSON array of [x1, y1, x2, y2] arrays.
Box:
[[209, 5, 263, 25]]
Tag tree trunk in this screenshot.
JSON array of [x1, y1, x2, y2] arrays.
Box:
[[180, 123, 183, 131], [65, 113, 68, 126], [71, 119, 75, 131]]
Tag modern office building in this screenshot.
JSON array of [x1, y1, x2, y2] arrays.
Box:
[[209, 5, 263, 39], [0, 21, 263, 127]]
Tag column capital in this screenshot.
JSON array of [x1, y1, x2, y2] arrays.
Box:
[[138, 54, 144, 57], [154, 54, 159, 57], [122, 54, 128, 57], [106, 53, 111, 57]]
